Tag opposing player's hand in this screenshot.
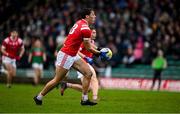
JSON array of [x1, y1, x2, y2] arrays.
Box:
[[84, 57, 93, 65], [100, 51, 109, 60]]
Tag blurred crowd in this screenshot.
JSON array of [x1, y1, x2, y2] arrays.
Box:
[[0, 0, 180, 69]]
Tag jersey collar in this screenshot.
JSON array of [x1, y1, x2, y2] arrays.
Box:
[[9, 36, 18, 42], [81, 19, 88, 24]]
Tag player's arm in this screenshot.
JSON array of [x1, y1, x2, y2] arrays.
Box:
[[81, 26, 100, 55], [1, 45, 8, 56], [78, 51, 86, 58], [78, 50, 93, 65], [81, 27, 108, 59], [91, 43, 98, 50], [28, 49, 32, 63], [163, 59, 167, 69], [19, 45, 25, 59], [1, 40, 9, 56], [43, 51, 47, 62], [83, 38, 100, 55]]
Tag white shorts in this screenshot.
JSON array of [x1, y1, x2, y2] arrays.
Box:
[[77, 63, 94, 79], [56, 51, 81, 70], [32, 63, 43, 70], [2, 56, 16, 68]]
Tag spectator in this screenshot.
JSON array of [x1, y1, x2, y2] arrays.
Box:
[[0, 0, 179, 69]]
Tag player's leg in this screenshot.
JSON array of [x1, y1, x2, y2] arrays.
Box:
[[9, 60, 16, 87], [89, 65, 99, 101], [34, 51, 72, 105], [68, 83, 82, 91], [34, 68, 40, 85], [151, 70, 156, 89], [72, 58, 92, 100], [3, 63, 11, 87], [2, 57, 14, 87], [33, 63, 43, 85], [60, 71, 88, 96], [72, 58, 97, 105], [157, 70, 162, 90], [3, 63, 15, 88], [34, 66, 68, 105], [0, 65, 8, 76], [80, 65, 98, 101], [40, 68, 67, 96], [41, 66, 68, 96], [60, 81, 83, 96], [32, 63, 38, 85]]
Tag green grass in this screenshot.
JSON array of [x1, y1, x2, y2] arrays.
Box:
[[0, 83, 180, 113]]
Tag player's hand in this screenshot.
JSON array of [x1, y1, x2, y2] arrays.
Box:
[[84, 57, 93, 65], [6, 53, 14, 59], [100, 51, 108, 60], [16, 56, 21, 61]]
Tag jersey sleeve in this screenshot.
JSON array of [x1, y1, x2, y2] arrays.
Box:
[[2, 39, 7, 48], [81, 25, 91, 39], [79, 43, 84, 51], [18, 38, 24, 47]]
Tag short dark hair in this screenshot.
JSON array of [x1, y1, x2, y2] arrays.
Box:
[[79, 8, 93, 19]]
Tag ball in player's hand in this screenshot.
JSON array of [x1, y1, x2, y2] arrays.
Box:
[[100, 48, 113, 60]]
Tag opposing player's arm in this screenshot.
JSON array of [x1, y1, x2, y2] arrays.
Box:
[[28, 53, 32, 63], [91, 43, 98, 50], [43, 51, 47, 62]]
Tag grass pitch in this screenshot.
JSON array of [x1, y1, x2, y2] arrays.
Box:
[[0, 83, 179, 113]]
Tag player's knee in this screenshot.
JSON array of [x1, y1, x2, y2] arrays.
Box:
[[54, 74, 65, 83], [9, 71, 15, 77], [52, 78, 60, 85], [84, 70, 93, 78], [12, 72, 16, 77]]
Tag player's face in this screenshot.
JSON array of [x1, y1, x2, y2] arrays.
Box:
[[91, 30, 96, 39], [11, 31, 18, 39], [88, 11, 96, 24], [158, 50, 163, 56], [34, 40, 41, 48]]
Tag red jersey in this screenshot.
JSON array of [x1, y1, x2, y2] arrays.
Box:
[[2, 37, 23, 59], [61, 19, 91, 56], [79, 40, 94, 58]]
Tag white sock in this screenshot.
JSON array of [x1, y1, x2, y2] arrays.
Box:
[[82, 94, 88, 101], [67, 83, 71, 88], [93, 95, 97, 100], [37, 93, 43, 100]]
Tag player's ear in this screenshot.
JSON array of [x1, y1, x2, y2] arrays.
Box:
[[85, 15, 89, 18]]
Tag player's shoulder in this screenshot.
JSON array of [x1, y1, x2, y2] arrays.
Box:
[[3, 37, 10, 43], [77, 19, 88, 26], [17, 37, 23, 43]]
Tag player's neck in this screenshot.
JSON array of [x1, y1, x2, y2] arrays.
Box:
[[10, 36, 17, 41], [82, 19, 88, 25]]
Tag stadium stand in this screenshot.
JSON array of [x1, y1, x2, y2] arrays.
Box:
[[0, 0, 180, 81]]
